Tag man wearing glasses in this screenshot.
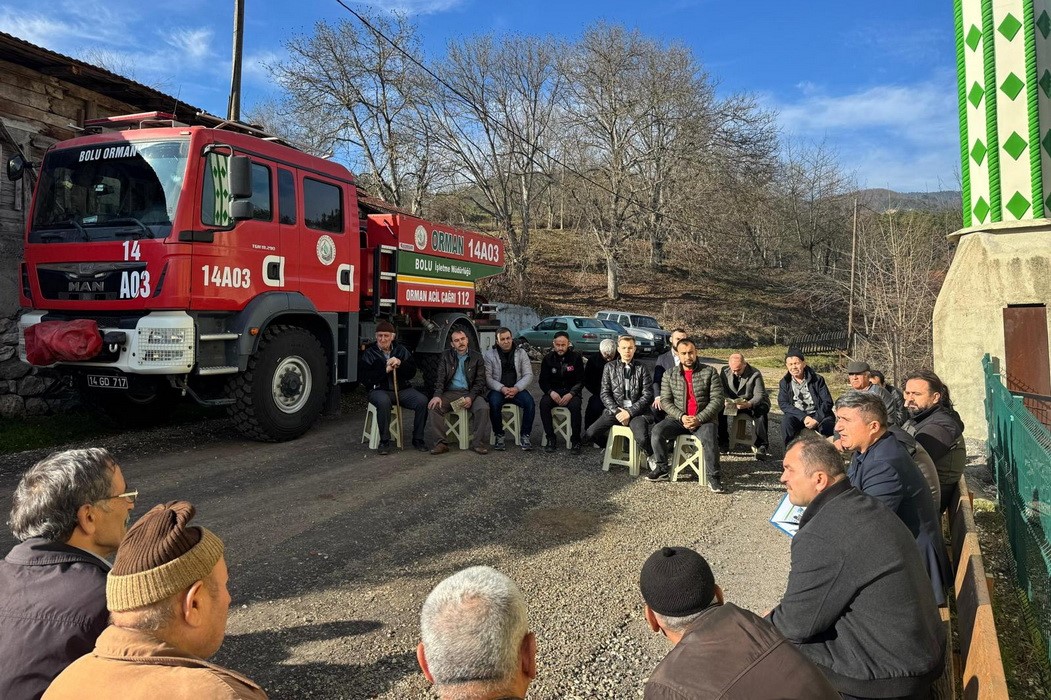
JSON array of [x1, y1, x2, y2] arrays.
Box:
[[0, 448, 136, 700]]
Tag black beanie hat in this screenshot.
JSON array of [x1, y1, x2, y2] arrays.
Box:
[[640, 547, 716, 617], [786, 347, 805, 361]]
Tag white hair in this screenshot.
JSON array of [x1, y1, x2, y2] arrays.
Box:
[[420, 566, 528, 690], [599, 339, 616, 356]]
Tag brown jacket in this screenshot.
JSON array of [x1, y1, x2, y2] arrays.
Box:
[[645, 603, 839, 700], [43, 626, 267, 700]]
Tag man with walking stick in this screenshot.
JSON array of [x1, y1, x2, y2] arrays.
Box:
[[361, 321, 429, 453]]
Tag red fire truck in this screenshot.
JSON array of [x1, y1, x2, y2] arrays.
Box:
[[8, 112, 504, 441]]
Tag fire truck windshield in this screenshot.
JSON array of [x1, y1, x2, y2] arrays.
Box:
[[29, 139, 190, 243]]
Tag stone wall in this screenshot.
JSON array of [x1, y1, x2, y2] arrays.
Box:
[[0, 313, 75, 418]]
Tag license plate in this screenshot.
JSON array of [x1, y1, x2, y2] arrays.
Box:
[[86, 374, 128, 390]]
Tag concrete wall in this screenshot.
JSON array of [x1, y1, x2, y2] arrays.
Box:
[[494, 303, 541, 338], [933, 223, 1051, 439]]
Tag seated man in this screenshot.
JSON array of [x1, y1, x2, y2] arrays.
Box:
[[649, 338, 725, 492], [836, 391, 951, 605], [360, 320, 429, 453], [584, 335, 654, 463], [483, 327, 535, 451], [846, 360, 903, 426], [640, 546, 838, 699], [719, 352, 771, 459], [777, 349, 834, 446], [769, 437, 945, 700], [427, 328, 491, 455], [1, 448, 135, 700], [538, 332, 586, 454], [902, 370, 967, 513], [870, 369, 905, 426], [651, 328, 688, 423], [583, 339, 618, 447], [417, 566, 536, 700], [45, 501, 267, 699]]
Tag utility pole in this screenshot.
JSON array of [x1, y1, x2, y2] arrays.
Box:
[[227, 0, 245, 121], [847, 197, 858, 357]]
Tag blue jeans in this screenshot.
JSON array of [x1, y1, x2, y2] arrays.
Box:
[[487, 389, 536, 437]]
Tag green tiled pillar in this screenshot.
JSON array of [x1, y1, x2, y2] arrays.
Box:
[[956, 0, 1047, 225]]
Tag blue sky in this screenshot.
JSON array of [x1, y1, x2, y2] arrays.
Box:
[[2, 0, 959, 192]]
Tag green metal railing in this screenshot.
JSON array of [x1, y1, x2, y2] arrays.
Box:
[[983, 354, 1051, 668]]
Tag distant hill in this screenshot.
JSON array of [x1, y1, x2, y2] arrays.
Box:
[[858, 189, 962, 213]]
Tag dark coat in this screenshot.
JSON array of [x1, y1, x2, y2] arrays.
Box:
[[847, 431, 951, 605], [769, 480, 945, 698], [432, 348, 486, 399], [0, 538, 110, 700], [777, 367, 834, 424], [651, 350, 678, 398], [583, 352, 611, 397], [539, 350, 585, 397], [903, 403, 966, 487], [359, 342, 416, 392], [661, 363, 723, 425], [720, 363, 770, 411], [600, 360, 653, 417], [645, 603, 839, 700]]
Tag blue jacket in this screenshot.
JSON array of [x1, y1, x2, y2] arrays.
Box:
[[777, 367, 834, 424], [847, 431, 952, 605]]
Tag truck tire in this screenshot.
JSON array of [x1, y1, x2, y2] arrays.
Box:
[[227, 325, 330, 442]]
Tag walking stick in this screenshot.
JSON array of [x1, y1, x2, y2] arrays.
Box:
[[392, 365, 405, 449]]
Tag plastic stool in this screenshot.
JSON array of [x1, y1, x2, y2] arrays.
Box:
[[602, 424, 644, 476], [444, 407, 471, 450], [671, 434, 707, 485], [362, 403, 402, 449], [544, 406, 573, 448], [491, 403, 523, 446], [728, 414, 756, 452]]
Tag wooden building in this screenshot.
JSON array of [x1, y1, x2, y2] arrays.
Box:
[[0, 32, 201, 316]]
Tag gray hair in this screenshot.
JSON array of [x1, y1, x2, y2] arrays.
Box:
[[599, 339, 616, 356], [654, 609, 706, 633], [787, 435, 846, 479], [112, 598, 176, 633], [835, 390, 888, 427], [420, 566, 528, 690], [8, 448, 116, 542]]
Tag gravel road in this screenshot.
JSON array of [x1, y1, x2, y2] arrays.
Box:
[[0, 367, 794, 700]]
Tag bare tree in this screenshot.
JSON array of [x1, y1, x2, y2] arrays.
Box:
[[271, 12, 434, 212]]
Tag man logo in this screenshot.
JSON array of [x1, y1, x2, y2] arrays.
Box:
[[69, 281, 105, 293]]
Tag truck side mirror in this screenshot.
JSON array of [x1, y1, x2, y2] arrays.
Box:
[[6, 154, 27, 182], [230, 200, 254, 221], [229, 156, 252, 199]]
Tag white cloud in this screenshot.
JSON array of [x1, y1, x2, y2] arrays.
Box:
[[356, 0, 466, 15], [164, 27, 215, 63], [243, 50, 285, 86]]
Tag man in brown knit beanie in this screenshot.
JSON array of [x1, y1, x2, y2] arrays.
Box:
[[44, 501, 267, 699]]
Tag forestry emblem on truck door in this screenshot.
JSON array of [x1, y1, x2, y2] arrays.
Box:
[[316, 235, 336, 266], [415, 225, 428, 250]]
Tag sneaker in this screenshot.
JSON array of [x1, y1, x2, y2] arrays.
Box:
[[544, 437, 557, 453], [413, 439, 429, 453], [646, 469, 670, 482], [753, 446, 770, 461], [494, 434, 506, 451], [377, 440, 391, 456], [472, 445, 489, 455], [520, 435, 532, 451], [707, 479, 726, 494], [647, 456, 658, 472], [570, 441, 582, 455], [430, 442, 449, 455]]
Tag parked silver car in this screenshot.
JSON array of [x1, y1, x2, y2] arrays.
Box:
[[595, 311, 670, 355]]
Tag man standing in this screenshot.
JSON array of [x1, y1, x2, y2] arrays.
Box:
[[417, 566, 536, 700], [870, 370, 906, 426], [777, 349, 834, 446], [719, 352, 771, 459], [649, 338, 725, 492], [846, 360, 903, 426], [45, 501, 266, 699], [834, 392, 951, 605], [584, 335, 654, 463], [583, 339, 618, 447], [640, 546, 838, 699], [360, 320, 429, 454], [483, 327, 535, 451], [902, 370, 967, 514], [1, 448, 135, 700], [651, 328, 688, 422], [427, 329, 491, 455], [769, 437, 945, 700], [538, 332, 586, 454]]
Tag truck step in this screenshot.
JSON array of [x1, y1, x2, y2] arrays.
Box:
[[197, 366, 239, 376], [199, 333, 239, 341]]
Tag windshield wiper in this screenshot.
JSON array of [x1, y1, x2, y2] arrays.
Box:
[[107, 217, 153, 239], [42, 219, 90, 242]]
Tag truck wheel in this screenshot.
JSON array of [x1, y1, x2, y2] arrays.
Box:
[[228, 325, 329, 442]]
